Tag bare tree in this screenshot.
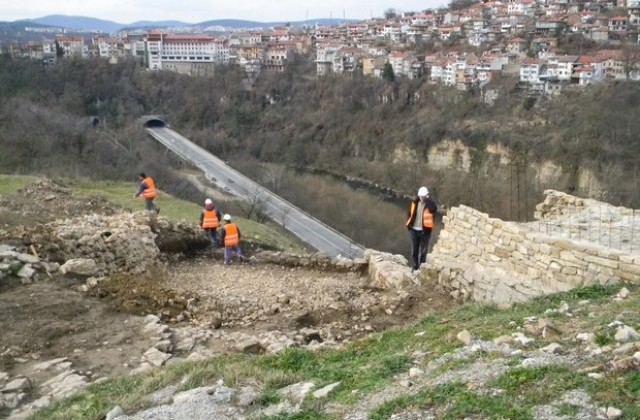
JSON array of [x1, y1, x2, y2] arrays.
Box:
[[279, 207, 291, 228], [261, 163, 286, 192], [621, 42, 640, 81], [242, 184, 271, 222], [384, 8, 397, 19]]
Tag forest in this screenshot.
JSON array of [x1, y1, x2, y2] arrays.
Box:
[[2, 53, 640, 253]]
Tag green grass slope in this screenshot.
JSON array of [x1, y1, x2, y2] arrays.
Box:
[[0, 174, 308, 253], [30, 284, 640, 420]]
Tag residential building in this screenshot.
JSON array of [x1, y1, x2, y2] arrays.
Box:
[[55, 36, 86, 57]]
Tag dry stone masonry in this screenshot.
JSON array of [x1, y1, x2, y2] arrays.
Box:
[[48, 213, 160, 275], [0, 244, 59, 283], [425, 190, 640, 304], [3, 212, 208, 277]]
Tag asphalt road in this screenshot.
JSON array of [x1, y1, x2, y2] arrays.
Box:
[[147, 127, 365, 258]]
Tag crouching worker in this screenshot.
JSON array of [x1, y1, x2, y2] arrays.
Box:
[[200, 198, 222, 247], [220, 214, 242, 264]]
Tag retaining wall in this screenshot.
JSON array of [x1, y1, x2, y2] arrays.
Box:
[[425, 192, 640, 304]]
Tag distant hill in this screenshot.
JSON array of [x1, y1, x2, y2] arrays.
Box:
[[197, 18, 356, 28], [19, 15, 360, 34], [0, 20, 64, 42], [30, 15, 127, 33]]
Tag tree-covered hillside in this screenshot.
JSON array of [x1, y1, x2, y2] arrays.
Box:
[[2, 54, 640, 224]]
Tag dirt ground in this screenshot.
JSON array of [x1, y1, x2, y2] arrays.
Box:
[[0, 178, 457, 407], [0, 256, 455, 384]]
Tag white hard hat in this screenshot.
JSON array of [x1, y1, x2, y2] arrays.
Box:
[[223, 214, 232, 221], [418, 186, 429, 197], [205, 198, 213, 205]]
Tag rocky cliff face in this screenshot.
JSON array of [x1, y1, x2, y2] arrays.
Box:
[[392, 140, 604, 195]]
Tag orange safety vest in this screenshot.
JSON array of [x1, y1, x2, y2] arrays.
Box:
[[406, 201, 434, 229], [202, 210, 220, 228], [141, 177, 157, 199], [224, 223, 240, 246]]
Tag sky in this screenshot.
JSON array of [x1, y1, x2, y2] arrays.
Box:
[[2, 0, 450, 24]]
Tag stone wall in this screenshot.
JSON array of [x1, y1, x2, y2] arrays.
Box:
[[8, 212, 207, 276], [425, 190, 640, 304]]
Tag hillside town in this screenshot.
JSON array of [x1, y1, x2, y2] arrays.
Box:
[[3, 0, 640, 95]]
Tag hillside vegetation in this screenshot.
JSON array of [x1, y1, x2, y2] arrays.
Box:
[[2, 55, 640, 252]]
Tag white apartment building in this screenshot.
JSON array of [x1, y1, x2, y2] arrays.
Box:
[[239, 32, 262, 45], [316, 42, 343, 76], [520, 58, 544, 83], [145, 32, 219, 72], [389, 51, 406, 77], [215, 39, 230, 63], [382, 24, 403, 41], [548, 55, 579, 81], [92, 36, 123, 58], [508, 2, 525, 15], [160, 34, 217, 63]]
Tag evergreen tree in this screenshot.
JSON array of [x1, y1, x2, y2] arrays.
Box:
[[55, 40, 64, 58], [382, 63, 395, 82]]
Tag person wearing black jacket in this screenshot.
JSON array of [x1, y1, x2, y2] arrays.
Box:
[[406, 186, 437, 272]]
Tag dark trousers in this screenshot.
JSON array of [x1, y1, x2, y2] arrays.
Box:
[[410, 228, 432, 270], [144, 198, 157, 211], [204, 228, 219, 246]]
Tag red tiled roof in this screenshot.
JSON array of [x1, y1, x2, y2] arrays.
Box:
[[164, 34, 215, 42]]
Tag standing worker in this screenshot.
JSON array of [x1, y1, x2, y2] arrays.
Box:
[[133, 172, 160, 214], [406, 186, 437, 273], [200, 198, 222, 247], [220, 214, 242, 264]]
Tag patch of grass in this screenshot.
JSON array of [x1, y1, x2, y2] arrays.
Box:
[[437, 284, 633, 345], [429, 354, 480, 377], [30, 375, 147, 420], [69, 178, 204, 222], [594, 332, 614, 346], [256, 389, 282, 406], [257, 323, 456, 404], [0, 174, 36, 194], [556, 402, 580, 417], [588, 371, 640, 418], [369, 382, 531, 420], [492, 365, 585, 405], [442, 389, 532, 420], [546, 284, 618, 304], [368, 392, 424, 420], [259, 409, 334, 420]]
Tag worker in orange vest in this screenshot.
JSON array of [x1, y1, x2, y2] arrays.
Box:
[[406, 186, 437, 273], [220, 214, 242, 264], [199, 198, 222, 247], [133, 172, 159, 214]]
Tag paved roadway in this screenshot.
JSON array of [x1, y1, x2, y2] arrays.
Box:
[[146, 127, 365, 258]]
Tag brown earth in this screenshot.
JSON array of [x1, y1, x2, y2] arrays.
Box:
[[0, 179, 457, 402]]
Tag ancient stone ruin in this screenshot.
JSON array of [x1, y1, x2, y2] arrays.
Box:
[[425, 190, 640, 304]]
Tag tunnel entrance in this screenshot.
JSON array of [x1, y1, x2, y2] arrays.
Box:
[[143, 119, 166, 128]]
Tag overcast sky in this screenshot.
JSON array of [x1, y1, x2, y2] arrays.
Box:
[[3, 0, 450, 24]]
